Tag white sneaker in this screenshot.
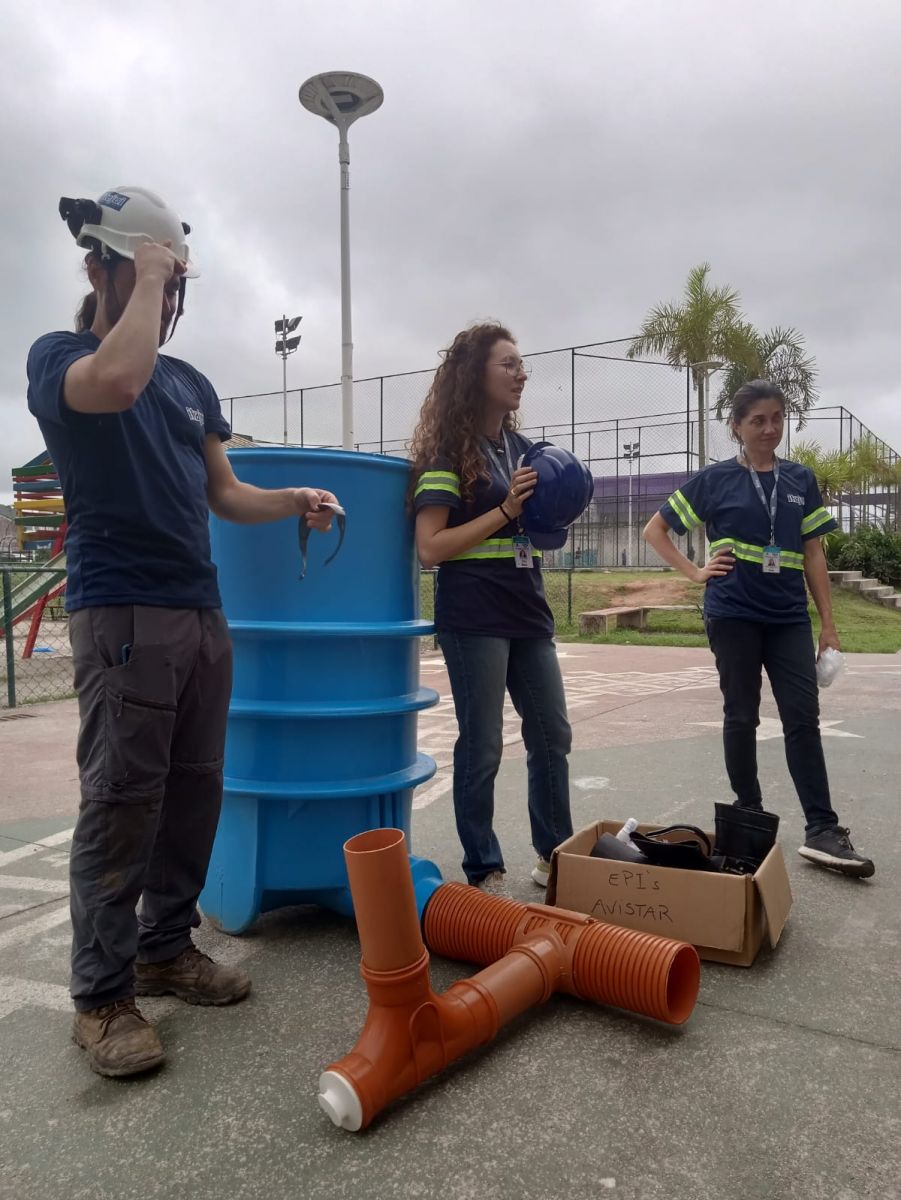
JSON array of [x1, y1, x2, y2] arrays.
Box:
[[475, 871, 511, 898], [531, 857, 551, 888]]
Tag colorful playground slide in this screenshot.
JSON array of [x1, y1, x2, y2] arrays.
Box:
[[1, 452, 67, 655]]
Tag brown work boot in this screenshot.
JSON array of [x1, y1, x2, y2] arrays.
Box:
[[134, 944, 252, 1006], [72, 998, 165, 1078]]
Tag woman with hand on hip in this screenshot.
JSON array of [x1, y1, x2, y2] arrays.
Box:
[[643, 379, 874, 879], [409, 323, 573, 896]]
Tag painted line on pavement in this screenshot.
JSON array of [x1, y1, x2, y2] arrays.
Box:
[[413, 774, 453, 811], [0, 975, 72, 1020], [0, 829, 74, 869], [0, 876, 69, 894], [0, 903, 71, 951]]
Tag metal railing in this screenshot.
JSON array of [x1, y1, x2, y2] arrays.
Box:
[[1, 565, 73, 708]]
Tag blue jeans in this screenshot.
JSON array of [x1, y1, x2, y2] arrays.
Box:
[[437, 633, 573, 884]]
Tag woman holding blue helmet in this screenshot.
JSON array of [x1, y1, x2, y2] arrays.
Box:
[[410, 323, 583, 895]]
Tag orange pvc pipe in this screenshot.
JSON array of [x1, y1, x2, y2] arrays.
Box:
[[343, 826, 426, 972], [422, 882, 700, 1026], [320, 830, 700, 1131]]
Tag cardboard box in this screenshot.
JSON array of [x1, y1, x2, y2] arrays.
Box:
[[546, 821, 793, 967]]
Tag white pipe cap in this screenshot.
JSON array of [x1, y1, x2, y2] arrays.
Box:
[[318, 1071, 363, 1131]]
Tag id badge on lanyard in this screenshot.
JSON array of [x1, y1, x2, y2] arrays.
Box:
[[748, 459, 781, 575], [513, 535, 533, 569], [484, 432, 535, 569]]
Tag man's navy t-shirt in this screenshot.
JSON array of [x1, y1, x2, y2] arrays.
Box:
[[26, 330, 231, 612]]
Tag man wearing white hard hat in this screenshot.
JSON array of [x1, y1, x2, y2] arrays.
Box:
[[26, 186, 340, 1078]]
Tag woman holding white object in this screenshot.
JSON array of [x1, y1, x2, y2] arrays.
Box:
[[643, 380, 873, 879]]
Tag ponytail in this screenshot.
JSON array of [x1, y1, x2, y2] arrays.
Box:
[[75, 292, 97, 332]]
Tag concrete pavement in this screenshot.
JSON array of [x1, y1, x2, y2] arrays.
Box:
[[0, 644, 899, 1200]]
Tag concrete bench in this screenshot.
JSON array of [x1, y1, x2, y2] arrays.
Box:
[[579, 607, 646, 635], [578, 604, 698, 635]]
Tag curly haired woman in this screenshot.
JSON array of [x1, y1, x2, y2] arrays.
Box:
[[410, 323, 573, 895]]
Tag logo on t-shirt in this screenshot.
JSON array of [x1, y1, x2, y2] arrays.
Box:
[[185, 407, 204, 425], [786, 493, 804, 505]]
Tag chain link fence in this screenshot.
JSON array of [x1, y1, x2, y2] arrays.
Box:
[[1, 567, 74, 708], [6, 338, 897, 701], [225, 337, 900, 571]]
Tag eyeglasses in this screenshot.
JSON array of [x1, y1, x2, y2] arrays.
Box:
[[494, 358, 532, 378]]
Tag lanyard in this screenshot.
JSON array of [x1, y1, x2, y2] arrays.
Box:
[[482, 430, 516, 486], [746, 457, 779, 544], [482, 431, 524, 535]]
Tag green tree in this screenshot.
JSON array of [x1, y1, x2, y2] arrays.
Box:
[[791, 436, 898, 529], [626, 263, 759, 469], [716, 326, 818, 427], [790, 440, 852, 504]]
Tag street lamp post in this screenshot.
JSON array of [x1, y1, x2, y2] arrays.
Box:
[[300, 71, 384, 451], [623, 440, 640, 567], [275, 315, 302, 445], [689, 360, 724, 564], [690, 359, 724, 470]]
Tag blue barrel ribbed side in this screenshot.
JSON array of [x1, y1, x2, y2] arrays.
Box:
[[198, 448, 439, 932]]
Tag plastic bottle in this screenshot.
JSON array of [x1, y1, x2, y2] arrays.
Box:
[[615, 817, 639, 843], [816, 648, 845, 689]]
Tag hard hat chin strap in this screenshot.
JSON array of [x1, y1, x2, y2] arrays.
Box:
[[298, 504, 347, 580], [163, 276, 187, 344]]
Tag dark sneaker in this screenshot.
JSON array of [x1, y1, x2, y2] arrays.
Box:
[[134, 945, 252, 1006], [72, 998, 165, 1078], [799, 827, 875, 879]]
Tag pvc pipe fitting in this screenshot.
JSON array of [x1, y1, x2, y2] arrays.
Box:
[[319, 829, 701, 1131]]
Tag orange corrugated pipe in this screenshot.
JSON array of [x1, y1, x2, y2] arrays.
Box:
[[319, 829, 700, 1131], [422, 882, 698, 1024]]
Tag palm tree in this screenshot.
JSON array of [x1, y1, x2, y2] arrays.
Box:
[[626, 263, 759, 468], [716, 326, 818, 427], [791, 436, 898, 530], [790, 440, 851, 504]]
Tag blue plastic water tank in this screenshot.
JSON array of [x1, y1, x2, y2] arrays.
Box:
[[199, 448, 439, 931]]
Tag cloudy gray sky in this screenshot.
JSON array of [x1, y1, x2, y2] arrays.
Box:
[[1, 0, 899, 500]]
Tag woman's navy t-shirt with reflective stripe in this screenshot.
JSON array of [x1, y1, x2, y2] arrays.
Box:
[[659, 457, 836, 623], [414, 432, 554, 638]]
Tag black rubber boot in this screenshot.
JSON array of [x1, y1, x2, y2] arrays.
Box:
[[714, 803, 780, 872]]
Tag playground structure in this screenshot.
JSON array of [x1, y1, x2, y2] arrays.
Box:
[[0, 454, 67, 658]]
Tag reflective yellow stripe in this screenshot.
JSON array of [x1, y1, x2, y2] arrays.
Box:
[[450, 538, 543, 562], [415, 470, 461, 499], [669, 489, 702, 530], [710, 538, 805, 570], [801, 507, 832, 535]]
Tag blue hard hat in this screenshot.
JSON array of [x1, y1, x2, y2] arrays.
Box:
[[520, 441, 594, 550]]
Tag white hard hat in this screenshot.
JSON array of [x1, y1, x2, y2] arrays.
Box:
[[59, 186, 199, 277]]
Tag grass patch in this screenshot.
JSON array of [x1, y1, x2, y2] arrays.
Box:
[[563, 576, 901, 653], [422, 566, 901, 652], [420, 569, 901, 653], [812, 586, 901, 654]]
